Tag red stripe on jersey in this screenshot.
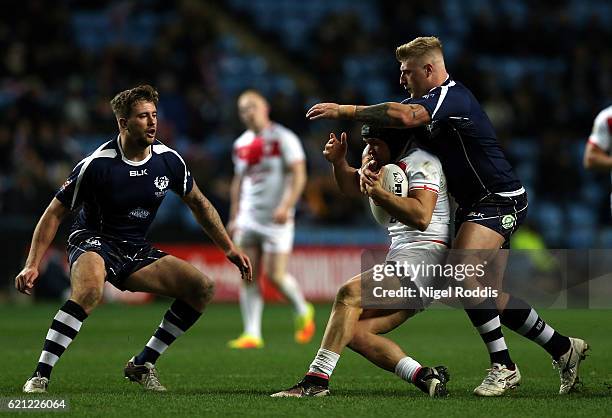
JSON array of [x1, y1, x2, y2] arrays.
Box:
[[397, 161, 408, 171], [607, 117, 612, 135], [269, 140, 281, 156], [410, 185, 439, 193]]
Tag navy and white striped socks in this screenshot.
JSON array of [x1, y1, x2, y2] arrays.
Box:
[[465, 299, 515, 368], [500, 296, 571, 360], [134, 300, 202, 365], [34, 300, 88, 379]]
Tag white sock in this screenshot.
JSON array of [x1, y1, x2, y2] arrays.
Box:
[[239, 284, 263, 339], [276, 274, 308, 316], [395, 356, 422, 383], [308, 348, 340, 377]]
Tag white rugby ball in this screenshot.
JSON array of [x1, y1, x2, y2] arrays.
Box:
[[369, 164, 408, 227]]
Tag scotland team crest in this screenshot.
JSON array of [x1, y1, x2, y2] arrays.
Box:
[[154, 176, 169, 197]]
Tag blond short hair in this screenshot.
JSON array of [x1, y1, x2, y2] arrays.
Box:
[[396, 36, 443, 62]]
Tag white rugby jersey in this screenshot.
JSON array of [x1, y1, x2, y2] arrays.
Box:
[[588, 106, 612, 204], [233, 122, 305, 223], [387, 148, 451, 250]]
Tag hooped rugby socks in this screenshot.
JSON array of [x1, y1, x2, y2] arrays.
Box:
[[500, 295, 571, 360], [33, 300, 88, 379], [465, 299, 515, 369], [134, 300, 201, 365]]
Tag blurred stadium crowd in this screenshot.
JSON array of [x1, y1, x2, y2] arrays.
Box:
[[1, 0, 611, 249]]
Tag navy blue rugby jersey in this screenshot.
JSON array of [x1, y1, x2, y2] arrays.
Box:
[[402, 77, 523, 207], [56, 136, 193, 242]]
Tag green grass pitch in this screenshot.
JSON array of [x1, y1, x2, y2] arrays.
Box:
[[0, 302, 611, 417]]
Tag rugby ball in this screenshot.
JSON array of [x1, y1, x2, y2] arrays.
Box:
[[368, 164, 408, 226]]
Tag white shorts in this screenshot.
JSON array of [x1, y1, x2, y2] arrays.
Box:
[[385, 242, 449, 308], [233, 218, 294, 254]]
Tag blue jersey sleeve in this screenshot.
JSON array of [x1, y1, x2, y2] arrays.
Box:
[[165, 151, 194, 196], [55, 161, 87, 209], [406, 82, 470, 122]]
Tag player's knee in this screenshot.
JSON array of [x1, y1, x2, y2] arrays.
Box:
[[348, 328, 371, 353], [71, 285, 104, 312], [201, 277, 215, 304], [190, 275, 215, 306], [335, 281, 360, 307]]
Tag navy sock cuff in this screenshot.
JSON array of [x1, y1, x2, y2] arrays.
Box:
[[170, 300, 201, 328], [62, 300, 88, 321]]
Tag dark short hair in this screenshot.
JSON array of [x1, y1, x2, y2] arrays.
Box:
[[110, 84, 159, 119], [361, 124, 411, 160]]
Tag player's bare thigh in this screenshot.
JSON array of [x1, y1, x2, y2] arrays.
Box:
[[358, 309, 415, 333], [123, 255, 214, 311], [453, 221, 505, 249], [452, 221, 510, 307], [70, 251, 107, 314]]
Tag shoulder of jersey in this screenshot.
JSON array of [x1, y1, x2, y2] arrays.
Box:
[[400, 148, 441, 168], [596, 105, 612, 121], [234, 130, 254, 146]]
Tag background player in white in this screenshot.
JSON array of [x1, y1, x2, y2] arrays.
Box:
[[16, 85, 252, 393], [584, 105, 612, 213], [272, 125, 451, 397], [227, 90, 314, 348]]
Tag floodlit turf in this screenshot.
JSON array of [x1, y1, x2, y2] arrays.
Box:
[[0, 302, 611, 417]]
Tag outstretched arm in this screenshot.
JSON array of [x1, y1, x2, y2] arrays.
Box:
[[15, 198, 70, 295], [306, 102, 431, 128], [182, 181, 252, 281]]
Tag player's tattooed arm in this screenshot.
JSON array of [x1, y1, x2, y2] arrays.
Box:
[[183, 181, 253, 281], [354, 103, 431, 128], [183, 182, 234, 254]]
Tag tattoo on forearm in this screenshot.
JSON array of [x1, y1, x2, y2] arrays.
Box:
[[355, 104, 396, 125], [355, 103, 406, 127]]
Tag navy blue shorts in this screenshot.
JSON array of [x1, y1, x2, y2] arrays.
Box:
[[67, 230, 167, 290], [455, 192, 528, 248]]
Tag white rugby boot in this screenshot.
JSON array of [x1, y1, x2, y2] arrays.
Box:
[[473, 363, 521, 397], [553, 337, 589, 394], [23, 373, 49, 393]]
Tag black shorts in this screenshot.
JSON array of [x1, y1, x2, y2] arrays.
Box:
[[455, 192, 528, 248], [67, 230, 167, 290]]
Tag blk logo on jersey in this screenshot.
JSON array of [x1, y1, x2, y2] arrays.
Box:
[[129, 169, 148, 177]]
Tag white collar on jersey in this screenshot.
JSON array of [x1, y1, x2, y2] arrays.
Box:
[[116, 134, 153, 166]]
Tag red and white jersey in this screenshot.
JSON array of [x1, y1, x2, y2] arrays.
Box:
[[388, 148, 451, 250], [588, 105, 612, 210], [233, 122, 305, 223], [588, 105, 612, 152]]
